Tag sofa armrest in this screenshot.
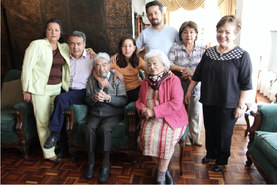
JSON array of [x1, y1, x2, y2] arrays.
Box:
[[64, 104, 89, 149], [257, 104, 277, 131], [13, 102, 33, 116], [12, 101, 33, 132], [12, 109, 25, 131], [249, 104, 277, 143]]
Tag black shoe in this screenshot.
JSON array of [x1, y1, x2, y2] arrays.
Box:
[[98, 164, 111, 183], [48, 156, 62, 164], [202, 156, 214, 163], [156, 180, 166, 184], [44, 133, 60, 149], [84, 164, 95, 179], [165, 169, 174, 184], [55, 147, 68, 158], [212, 164, 225, 172]]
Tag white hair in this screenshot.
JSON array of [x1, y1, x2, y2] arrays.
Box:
[[93, 52, 110, 68], [144, 49, 170, 73]]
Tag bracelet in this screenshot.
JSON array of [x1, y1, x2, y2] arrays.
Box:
[[237, 105, 245, 109]]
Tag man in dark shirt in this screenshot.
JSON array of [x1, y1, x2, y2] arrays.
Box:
[[82, 52, 127, 183]]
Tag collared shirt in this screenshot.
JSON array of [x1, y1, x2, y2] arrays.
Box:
[[168, 43, 205, 95], [70, 50, 94, 90], [98, 71, 110, 90]]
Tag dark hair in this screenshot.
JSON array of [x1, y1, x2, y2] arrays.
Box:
[[216, 15, 241, 35], [41, 19, 64, 43], [145, 0, 163, 14], [117, 34, 139, 69], [68, 31, 86, 44], [179, 21, 198, 42]]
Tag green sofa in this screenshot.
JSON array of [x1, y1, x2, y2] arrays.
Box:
[[64, 101, 138, 163], [1, 69, 37, 159], [64, 71, 190, 172], [246, 104, 277, 184]]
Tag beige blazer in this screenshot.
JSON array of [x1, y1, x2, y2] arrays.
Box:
[[21, 38, 70, 95]]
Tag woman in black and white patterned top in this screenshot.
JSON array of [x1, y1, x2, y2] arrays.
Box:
[[185, 15, 252, 172]]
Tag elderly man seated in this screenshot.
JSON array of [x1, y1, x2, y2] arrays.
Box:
[[82, 52, 128, 183]]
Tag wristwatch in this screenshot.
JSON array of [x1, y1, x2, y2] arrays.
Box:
[[237, 105, 245, 109]]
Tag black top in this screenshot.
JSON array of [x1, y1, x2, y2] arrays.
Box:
[[192, 46, 252, 108]]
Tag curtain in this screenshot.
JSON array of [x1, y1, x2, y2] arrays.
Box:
[[159, 0, 236, 16], [217, 0, 237, 16], [258, 71, 277, 102], [159, 0, 205, 12], [258, 31, 277, 102]]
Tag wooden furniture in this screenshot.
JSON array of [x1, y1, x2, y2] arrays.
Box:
[[134, 13, 150, 39], [244, 56, 263, 136], [245, 104, 277, 184], [1, 70, 37, 159]]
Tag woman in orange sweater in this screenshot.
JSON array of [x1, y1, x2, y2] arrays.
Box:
[[110, 34, 146, 103]]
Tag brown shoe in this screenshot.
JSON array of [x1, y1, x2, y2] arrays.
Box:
[[48, 157, 62, 164]]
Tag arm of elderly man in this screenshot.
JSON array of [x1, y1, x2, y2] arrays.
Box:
[[85, 75, 127, 108]]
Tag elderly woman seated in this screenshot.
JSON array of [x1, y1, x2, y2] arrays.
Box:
[[136, 49, 188, 184]]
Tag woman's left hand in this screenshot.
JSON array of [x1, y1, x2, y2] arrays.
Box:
[[141, 108, 155, 120], [87, 49, 97, 59], [181, 69, 193, 78], [233, 107, 245, 119]]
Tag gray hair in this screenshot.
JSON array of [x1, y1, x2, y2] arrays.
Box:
[[144, 50, 170, 73], [68, 31, 86, 44], [93, 52, 111, 68]]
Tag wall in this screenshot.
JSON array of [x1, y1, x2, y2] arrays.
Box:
[[235, 0, 277, 103], [1, 0, 132, 70]]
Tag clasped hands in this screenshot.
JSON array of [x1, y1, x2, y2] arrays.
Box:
[[180, 68, 193, 81], [141, 107, 155, 120], [94, 89, 110, 102]]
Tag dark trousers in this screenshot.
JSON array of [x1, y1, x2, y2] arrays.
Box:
[[82, 115, 124, 153], [203, 105, 237, 165], [126, 85, 140, 104], [49, 89, 86, 147]]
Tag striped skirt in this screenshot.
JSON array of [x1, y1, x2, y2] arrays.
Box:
[[137, 88, 186, 159]]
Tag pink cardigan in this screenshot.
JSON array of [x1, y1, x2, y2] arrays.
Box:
[[136, 75, 188, 129]]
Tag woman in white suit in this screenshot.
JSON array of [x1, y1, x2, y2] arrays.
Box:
[[21, 19, 70, 163]]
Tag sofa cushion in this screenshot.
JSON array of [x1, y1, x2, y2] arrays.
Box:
[[1, 108, 16, 131], [254, 131, 277, 168], [111, 120, 126, 138], [68, 104, 89, 124], [1, 79, 24, 109], [250, 143, 277, 183]]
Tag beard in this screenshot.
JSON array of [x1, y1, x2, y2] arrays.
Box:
[[151, 19, 162, 26]]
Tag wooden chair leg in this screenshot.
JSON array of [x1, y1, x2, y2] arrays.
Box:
[[244, 114, 250, 137], [244, 103, 252, 137], [179, 140, 186, 175]]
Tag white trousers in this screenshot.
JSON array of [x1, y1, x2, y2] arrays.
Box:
[[31, 83, 61, 159], [187, 93, 203, 141]]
